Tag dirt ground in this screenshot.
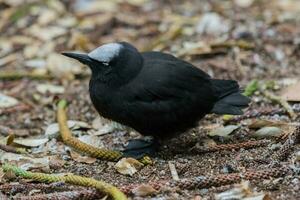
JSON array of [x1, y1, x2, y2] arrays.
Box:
[[0, 0, 300, 199]]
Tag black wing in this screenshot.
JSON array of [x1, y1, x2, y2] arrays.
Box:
[[118, 52, 218, 136]]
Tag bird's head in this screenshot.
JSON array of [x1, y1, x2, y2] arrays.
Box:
[[62, 42, 143, 85]]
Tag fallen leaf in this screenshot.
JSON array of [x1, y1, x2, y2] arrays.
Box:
[[202, 138, 217, 147], [208, 125, 239, 138], [281, 82, 300, 102], [0, 168, 5, 183], [132, 184, 157, 197], [115, 158, 143, 176], [0, 152, 50, 171], [0, 93, 19, 108], [253, 127, 282, 139], [37, 9, 58, 25], [6, 134, 14, 145], [91, 117, 127, 135], [47, 53, 83, 79], [234, 0, 254, 8], [0, 54, 17, 67], [78, 135, 104, 148], [74, 0, 118, 15], [248, 119, 286, 129], [25, 59, 46, 68], [215, 181, 269, 200], [45, 120, 90, 138], [49, 155, 65, 169], [69, 151, 96, 164], [36, 84, 65, 94], [196, 12, 230, 36], [13, 138, 49, 148], [26, 25, 67, 41], [56, 16, 77, 28], [243, 80, 259, 97], [296, 151, 300, 162]]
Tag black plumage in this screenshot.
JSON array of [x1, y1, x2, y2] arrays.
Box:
[[62, 42, 250, 156]]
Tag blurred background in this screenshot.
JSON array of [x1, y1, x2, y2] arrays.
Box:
[[1, 0, 300, 82]]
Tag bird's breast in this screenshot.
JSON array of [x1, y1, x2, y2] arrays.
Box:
[[89, 81, 126, 121]]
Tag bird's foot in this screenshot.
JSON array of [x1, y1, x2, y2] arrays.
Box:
[[122, 137, 159, 159]]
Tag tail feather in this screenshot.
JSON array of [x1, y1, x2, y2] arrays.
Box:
[[211, 79, 250, 115]]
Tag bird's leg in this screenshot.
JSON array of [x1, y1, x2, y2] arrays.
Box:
[[122, 136, 159, 159]]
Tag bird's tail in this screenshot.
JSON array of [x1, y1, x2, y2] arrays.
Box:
[[210, 79, 250, 115]]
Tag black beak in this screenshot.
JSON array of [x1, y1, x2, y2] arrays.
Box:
[[61, 52, 92, 65]]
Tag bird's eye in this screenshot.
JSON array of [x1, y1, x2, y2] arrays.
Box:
[[102, 62, 109, 66]]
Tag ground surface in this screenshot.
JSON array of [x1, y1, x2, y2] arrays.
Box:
[[0, 0, 300, 199]]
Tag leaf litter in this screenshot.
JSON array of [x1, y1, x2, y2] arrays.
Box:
[[0, 0, 300, 199]]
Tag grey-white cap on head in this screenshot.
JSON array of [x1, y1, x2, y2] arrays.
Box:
[[88, 43, 123, 64]]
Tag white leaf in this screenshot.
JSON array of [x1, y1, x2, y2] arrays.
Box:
[[0, 93, 18, 108], [78, 135, 104, 148], [0, 152, 50, 170], [208, 125, 239, 137], [45, 120, 90, 138], [253, 127, 282, 138], [196, 12, 230, 35], [13, 138, 49, 147], [25, 59, 46, 68], [36, 84, 65, 94]]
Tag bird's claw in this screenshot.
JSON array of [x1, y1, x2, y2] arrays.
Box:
[[122, 138, 159, 159]]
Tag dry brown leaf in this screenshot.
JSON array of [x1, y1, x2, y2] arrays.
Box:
[[115, 157, 143, 176], [248, 119, 286, 129], [281, 82, 300, 102], [132, 184, 157, 197], [49, 155, 65, 169], [215, 181, 269, 200], [69, 151, 97, 164]]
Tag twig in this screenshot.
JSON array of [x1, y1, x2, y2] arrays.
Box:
[[262, 90, 296, 119], [57, 100, 152, 165], [0, 104, 31, 115], [224, 104, 300, 123], [2, 163, 127, 200], [0, 71, 53, 80], [168, 161, 179, 181], [210, 40, 255, 50], [0, 182, 70, 194], [12, 190, 102, 200], [143, 23, 182, 51], [0, 143, 26, 154], [271, 126, 300, 161], [233, 47, 247, 77], [120, 166, 290, 194], [190, 140, 270, 154]]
